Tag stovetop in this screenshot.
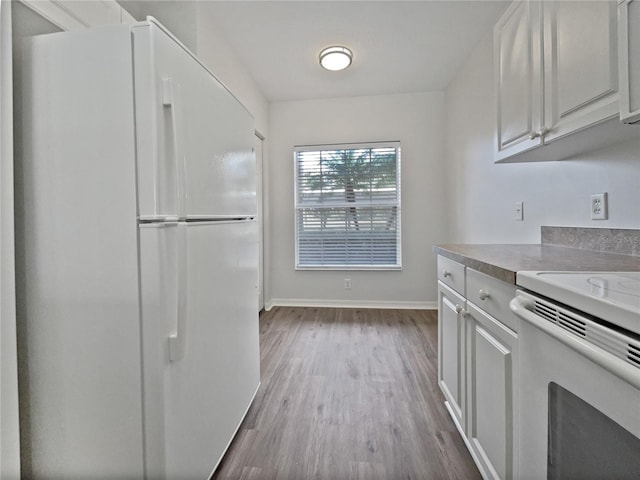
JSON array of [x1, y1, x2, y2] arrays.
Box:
[[516, 271, 640, 336]]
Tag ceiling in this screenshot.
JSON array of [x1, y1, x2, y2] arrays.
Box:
[[199, 1, 511, 102]]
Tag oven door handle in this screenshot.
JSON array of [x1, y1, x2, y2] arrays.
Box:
[[510, 295, 640, 390]]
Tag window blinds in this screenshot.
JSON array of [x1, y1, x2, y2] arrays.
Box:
[[294, 142, 401, 269]]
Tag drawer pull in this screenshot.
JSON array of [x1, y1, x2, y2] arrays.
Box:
[[443, 270, 452, 278], [478, 289, 491, 301]]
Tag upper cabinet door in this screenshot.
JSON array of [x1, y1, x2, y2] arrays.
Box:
[[543, 1, 619, 142], [619, 0, 640, 124], [494, 0, 636, 163], [494, 1, 544, 161]]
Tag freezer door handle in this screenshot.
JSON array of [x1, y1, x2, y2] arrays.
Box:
[[162, 78, 187, 220], [169, 223, 188, 361]]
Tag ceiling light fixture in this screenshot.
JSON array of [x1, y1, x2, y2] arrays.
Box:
[[319, 46, 353, 71]]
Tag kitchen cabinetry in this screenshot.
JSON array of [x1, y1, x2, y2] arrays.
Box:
[[437, 256, 518, 480], [495, 0, 634, 163], [542, 1, 619, 141], [438, 281, 466, 432], [465, 269, 518, 480], [466, 305, 518, 480], [494, 1, 543, 159], [619, 0, 640, 123], [437, 256, 466, 432]]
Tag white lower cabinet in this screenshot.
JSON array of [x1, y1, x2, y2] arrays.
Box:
[[438, 282, 466, 432], [466, 303, 518, 480], [437, 256, 519, 480]]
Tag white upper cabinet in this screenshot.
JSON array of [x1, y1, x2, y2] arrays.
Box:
[[494, 1, 543, 159], [619, 0, 640, 123], [542, 1, 619, 142], [494, 0, 636, 163]]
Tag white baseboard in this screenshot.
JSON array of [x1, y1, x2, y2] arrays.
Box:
[[264, 298, 437, 311]]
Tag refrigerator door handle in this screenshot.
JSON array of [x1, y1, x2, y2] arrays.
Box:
[[162, 78, 187, 220], [169, 223, 188, 361]]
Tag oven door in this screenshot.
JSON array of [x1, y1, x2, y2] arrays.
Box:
[[511, 290, 640, 480]]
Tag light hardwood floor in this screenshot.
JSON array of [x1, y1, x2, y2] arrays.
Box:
[[212, 307, 480, 480]]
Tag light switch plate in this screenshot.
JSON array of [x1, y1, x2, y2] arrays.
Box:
[[514, 201, 524, 221]]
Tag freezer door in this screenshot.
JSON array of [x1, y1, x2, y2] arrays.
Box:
[[134, 21, 256, 220], [139, 220, 260, 479]]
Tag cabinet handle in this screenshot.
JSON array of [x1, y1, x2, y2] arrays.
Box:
[[528, 127, 549, 140], [443, 270, 452, 278], [478, 289, 491, 301], [455, 304, 469, 318], [455, 304, 464, 313]]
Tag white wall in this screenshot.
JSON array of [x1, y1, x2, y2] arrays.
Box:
[[0, 0, 20, 475], [445, 33, 640, 244], [195, 7, 268, 137], [268, 92, 447, 308], [117, 0, 198, 53], [117, 1, 269, 134]]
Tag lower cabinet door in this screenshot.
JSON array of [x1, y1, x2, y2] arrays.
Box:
[[437, 282, 466, 433], [466, 303, 518, 480]]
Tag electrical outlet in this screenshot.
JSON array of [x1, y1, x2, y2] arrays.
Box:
[[514, 201, 524, 221], [591, 193, 608, 220], [344, 278, 351, 289]]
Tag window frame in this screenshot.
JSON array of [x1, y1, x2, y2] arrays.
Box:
[[293, 141, 402, 271]]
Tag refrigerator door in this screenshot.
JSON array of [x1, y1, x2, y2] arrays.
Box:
[[139, 220, 260, 479], [138, 222, 178, 479], [18, 25, 145, 478], [134, 20, 256, 221]]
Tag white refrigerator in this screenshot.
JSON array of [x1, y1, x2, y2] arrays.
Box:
[[17, 19, 260, 479]]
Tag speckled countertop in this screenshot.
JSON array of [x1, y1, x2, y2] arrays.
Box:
[[432, 243, 640, 284]]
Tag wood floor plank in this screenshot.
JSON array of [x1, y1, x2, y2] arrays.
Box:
[[212, 307, 480, 480]]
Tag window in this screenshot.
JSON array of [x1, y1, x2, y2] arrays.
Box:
[[294, 142, 401, 269]]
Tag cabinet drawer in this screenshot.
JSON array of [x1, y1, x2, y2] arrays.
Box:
[[466, 268, 519, 333], [437, 255, 465, 295]]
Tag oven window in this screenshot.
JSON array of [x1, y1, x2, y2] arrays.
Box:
[[548, 382, 640, 479]]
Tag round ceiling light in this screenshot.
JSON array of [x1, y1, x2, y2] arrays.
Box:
[[319, 46, 353, 71]]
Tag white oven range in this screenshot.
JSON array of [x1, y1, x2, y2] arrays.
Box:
[[510, 271, 640, 479]]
